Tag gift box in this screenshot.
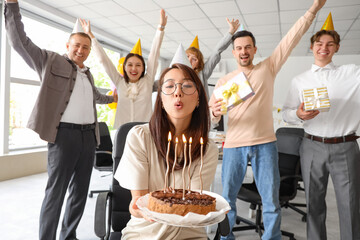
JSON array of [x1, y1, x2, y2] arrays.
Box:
[[302, 87, 330, 112], [214, 72, 254, 113]]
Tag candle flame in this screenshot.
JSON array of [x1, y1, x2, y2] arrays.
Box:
[[200, 137, 203, 144], [175, 137, 178, 143], [182, 134, 187, 143], [168, 132, 172, 141], [189, 137, 192, 144]]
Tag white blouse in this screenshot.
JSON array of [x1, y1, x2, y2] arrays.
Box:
[[91, 29, 164, 128]]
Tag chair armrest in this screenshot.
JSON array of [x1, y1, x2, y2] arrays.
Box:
[[94, 191, 112, 239], [96, 151, 112, 155]]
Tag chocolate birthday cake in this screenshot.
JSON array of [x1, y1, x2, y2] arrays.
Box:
[[148, 189, 216, 216]]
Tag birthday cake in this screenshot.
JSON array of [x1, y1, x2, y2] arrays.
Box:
[[148, 188, 216, 216]]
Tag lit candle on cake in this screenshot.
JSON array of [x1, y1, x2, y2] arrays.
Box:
[[187, 137, 192, 191], [171, 137, 178, 193], [164, 131, 171, 192], [182, 134, 187, 200], [199, 137, 204, 194]]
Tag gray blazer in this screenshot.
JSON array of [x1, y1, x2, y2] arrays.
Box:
[[4, 3, 113, 145]]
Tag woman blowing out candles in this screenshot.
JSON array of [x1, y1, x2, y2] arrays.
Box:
[[114, 63, 218, 239]]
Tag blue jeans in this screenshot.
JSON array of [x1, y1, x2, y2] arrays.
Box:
[[220, 142, 281, 240]]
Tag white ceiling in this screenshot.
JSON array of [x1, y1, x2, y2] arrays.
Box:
[[20, 0, 360, 60]]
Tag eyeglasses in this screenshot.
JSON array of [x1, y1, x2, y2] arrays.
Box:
[[161, 80, 197, 95]]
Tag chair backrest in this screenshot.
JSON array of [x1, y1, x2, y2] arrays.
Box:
[[111, 122, 146, 232], [276, 127, 304, 202], [95, 122, 113, 169]]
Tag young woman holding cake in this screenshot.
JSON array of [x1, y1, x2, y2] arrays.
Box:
[[114, 63, 219, 239]]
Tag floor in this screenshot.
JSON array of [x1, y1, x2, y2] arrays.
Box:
[[0, 163, 341, 240]]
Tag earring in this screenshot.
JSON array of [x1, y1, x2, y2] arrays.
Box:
[[196, 100, 199, 108]]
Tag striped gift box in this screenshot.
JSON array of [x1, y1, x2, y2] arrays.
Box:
[[302, 87, 330, 112]]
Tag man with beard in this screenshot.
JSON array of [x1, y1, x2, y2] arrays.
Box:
[[209, 0, 326, 239]]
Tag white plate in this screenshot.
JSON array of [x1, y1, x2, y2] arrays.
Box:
[[136, 190, 230, 228]]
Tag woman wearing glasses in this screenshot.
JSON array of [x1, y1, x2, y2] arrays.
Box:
[[114, 64, 219, 239]]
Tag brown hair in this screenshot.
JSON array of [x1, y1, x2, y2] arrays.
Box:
[[186, 47, 205, 73], [149, 63, 210, 170], [68, 32, 92, 44], [123, 53, 146, 83], [310, 30, 341, 45]]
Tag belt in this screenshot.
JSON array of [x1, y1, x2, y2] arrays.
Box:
[[304, 133, 359, 144], [58, 122, 95, 131]]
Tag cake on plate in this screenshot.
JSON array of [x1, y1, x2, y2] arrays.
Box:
[[148, 188, 216, 216]]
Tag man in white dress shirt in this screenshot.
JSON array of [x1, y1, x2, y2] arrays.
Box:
[[282, 29, 360, 240]]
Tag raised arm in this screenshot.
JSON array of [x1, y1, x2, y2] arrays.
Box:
[[80, 19, 124, 86], [202, 18, 240, 81], [308, 0, 327, 15], [145, 9, 167, 82], [4, 0, 49, 76], [269, 0, 326, 75]]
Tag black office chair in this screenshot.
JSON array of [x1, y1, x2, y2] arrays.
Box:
[[94, 121, 230, 240], [232, 128, 304, 240], [276, 127, 307, 222], [94, 122, 144, 240], [89, 122, 113, 198]]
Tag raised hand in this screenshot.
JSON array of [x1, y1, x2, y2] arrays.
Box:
[[159, 9, 168, 29], [309, 0, 327, 14], [227, 18, 240, 35], [79, 18, 95, 38], [296, 102, 320, 121]]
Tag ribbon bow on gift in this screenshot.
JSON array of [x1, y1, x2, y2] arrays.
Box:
[[304, 88, 327, 110], [220, 83, 241, 113], [222, 83, 240, 101]]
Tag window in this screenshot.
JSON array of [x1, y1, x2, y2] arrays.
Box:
[[8, 15, 121, 150]]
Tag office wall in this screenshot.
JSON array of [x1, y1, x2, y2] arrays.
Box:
[[0, 150, 47, 181]]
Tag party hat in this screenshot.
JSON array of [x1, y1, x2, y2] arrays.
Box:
[[130, 38, 142, 56], [169, 44, 192, 68], [189, 36, 199, 49], [239, 24, 245, 31], [321, 12, 334, 31], [72, 18, 84, 33]]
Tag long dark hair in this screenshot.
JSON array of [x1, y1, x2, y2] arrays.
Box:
[[123, 53, 146, 83], [149, 63, 210, 170]]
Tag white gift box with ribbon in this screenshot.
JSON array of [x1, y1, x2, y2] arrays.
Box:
[[213, 72, 254, 114], [302, 87, 330, 112]]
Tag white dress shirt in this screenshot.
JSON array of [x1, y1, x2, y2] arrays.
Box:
[[282, 62, 360, 137], [60, 65, 95, 124], [91, 29, 164, 129]]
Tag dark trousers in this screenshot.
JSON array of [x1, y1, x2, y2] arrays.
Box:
[[39, 127, 96, 240]]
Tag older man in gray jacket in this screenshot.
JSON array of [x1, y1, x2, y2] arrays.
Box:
[[4, 1, 115, 239]]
